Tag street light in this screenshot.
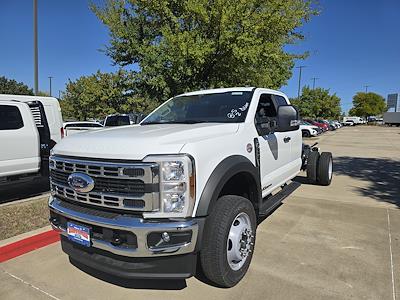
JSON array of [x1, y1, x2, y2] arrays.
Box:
[[364, 85, 371, 93], [33, 0, 38, 95], [296, 66, 307, 99]]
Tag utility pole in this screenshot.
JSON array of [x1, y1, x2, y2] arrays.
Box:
[[48, 76, 53, 96], [311, 77, 319, 90], [296, 66, 306, 99], [364, 85, 371, 93], [58, 90, 61, 99], [33, 0, 38, 95]]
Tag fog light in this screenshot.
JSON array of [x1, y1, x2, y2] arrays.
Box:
[[161, 232, 170, 242]]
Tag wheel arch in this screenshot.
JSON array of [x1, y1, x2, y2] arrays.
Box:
[[195, 155, 261, 217]]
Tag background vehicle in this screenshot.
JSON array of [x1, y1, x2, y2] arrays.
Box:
[[103, 113, 146, 127], [383, 112, 400, 126], [48, 87, 332, 288], [300, 121, 320, 137], [343, 116, 364, 125], [304, 119, 329, 131], [342, 120, 355, 126], [0, 95, 62, 185], [63, 121, 103, 137]]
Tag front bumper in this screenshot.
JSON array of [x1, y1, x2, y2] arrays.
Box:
[[49, 196, 203, 258]]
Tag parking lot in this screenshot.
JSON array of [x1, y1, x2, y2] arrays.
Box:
[[1, 125, 399, 300]]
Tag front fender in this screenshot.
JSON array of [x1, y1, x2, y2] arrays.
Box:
[[195, 155, 261, 217]]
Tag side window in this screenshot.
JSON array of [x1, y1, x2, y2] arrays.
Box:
[[255, 94, 278, 119], [0, 105, 24, 130], [273, 95, 288, 106], [255, 94, 278, 136]]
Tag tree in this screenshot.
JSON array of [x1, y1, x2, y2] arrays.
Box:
[[62, 70, 158, 120], [0, 76, 33, 95], [290, 86, 341, 119], [91, 0, 317, 101], [348, 92, 386, 118]]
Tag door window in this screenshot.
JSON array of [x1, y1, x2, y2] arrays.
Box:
[[255, 94, 278, 136], [0, 105, 24, 130]]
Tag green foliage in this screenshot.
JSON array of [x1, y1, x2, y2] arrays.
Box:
[[348, 92, 386, 118], [91, 0, 317, 100], [0, 76, 33, 95], [62, 70, 158, 120], [291, 86, 341, 119]]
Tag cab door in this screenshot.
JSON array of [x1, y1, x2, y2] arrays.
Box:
[[254, 93, 292, 198], [0, 102, 40, 177]]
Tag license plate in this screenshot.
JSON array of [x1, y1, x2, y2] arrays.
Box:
[[67, 222, 91, 247]]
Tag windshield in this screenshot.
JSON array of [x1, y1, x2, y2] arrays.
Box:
[[141, 91, 253, 125], [105, 116, 130, 126]]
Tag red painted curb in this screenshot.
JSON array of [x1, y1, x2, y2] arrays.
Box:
[[0, 230, 60, 263]]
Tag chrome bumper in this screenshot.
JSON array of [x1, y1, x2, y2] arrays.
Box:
[[49, 196, 199, 257]]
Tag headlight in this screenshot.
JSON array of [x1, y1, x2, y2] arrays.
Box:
[[143, 154, 196, 218]]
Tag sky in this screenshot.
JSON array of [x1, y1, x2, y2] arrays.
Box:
[[0, 0, 399, 113]]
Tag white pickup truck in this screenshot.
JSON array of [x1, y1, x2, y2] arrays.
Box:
[[48, 87, 332, 287], [0, 95, 63, 185]]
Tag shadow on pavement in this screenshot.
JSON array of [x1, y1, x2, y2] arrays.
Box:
[[70, 258, 187, 290], [333, 156, 400, 207], [0, 177, 50, 204]]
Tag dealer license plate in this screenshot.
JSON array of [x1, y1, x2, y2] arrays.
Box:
[[67, 222, 91, 247]]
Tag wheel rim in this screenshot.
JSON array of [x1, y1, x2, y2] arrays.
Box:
[[226, 212, 253, 271], [328, 158, 333, 180]]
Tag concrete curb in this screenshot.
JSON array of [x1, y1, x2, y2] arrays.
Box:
[[0, 225, 53, 248]]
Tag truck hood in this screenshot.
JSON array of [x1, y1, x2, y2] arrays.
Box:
[[53, 123, 239, 160]]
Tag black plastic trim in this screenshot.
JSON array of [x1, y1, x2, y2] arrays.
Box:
[[195, 155, 261, 217], [61, 236, 197, 279]]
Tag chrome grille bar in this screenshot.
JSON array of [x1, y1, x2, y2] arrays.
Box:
[[49, 156, 160, 211]]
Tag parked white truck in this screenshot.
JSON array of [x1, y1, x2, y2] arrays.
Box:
[[48, 88, 332, 287], [0, 95, 63, 185]]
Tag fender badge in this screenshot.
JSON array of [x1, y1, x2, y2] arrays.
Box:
[[246, 143, 253, 153]]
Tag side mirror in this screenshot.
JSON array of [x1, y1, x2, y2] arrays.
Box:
[[276, 105, 300, 132]]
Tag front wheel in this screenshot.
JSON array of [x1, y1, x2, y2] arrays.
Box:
[[200, 195, 256, 287]]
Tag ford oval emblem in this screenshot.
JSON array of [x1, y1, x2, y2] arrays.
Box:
[[67, 173, 95, 193]]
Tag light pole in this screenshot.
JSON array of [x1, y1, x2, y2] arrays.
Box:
[[296, 66, 306, 99], [364, 85, 371, 93], [48, 76, 53, 96], [311, 77, 319, 90], [33, 0, 38, 95]]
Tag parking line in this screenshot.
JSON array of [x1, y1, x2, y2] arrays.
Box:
[[387, 209, 396, 300], [0, 230, 59, 263], [1, 269, 61, 300]]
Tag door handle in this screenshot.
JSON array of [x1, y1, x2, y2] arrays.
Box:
[[283, 137, 291, 143]]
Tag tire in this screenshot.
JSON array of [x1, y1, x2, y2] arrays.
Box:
[[302, 130, 310, 137], [306, 151, 320, 184], [317, 152, 333, 186], [200, 195, 257, 287]]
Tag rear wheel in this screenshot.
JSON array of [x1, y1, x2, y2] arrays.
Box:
[[317, 152, 333, 186], [306, 151, 320, 184], [200, 195, 256, 287]]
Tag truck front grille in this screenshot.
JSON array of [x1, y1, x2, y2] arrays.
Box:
[[49, 156, 159, 212]]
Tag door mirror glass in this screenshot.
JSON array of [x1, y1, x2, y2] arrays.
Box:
[[276, 105, 300, 132]]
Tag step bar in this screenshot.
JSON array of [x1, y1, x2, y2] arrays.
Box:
[[258, 181, 301, 216]]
